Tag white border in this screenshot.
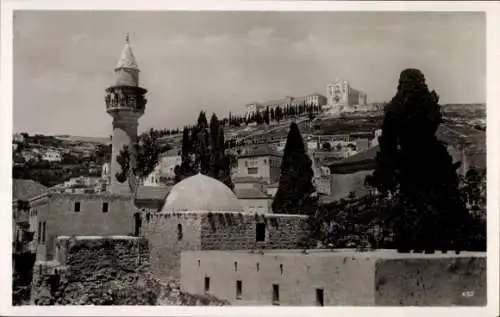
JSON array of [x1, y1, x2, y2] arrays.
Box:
[[1, 1, 499, 317]]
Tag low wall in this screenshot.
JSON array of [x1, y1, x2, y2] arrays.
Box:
[[180, 249, 486, 306], [375, 256, 486, 306], [31, 236, 152, 305]]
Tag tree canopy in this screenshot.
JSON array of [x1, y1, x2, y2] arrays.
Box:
[[366, 68, 471, 253], [272, 122, 317, 215]]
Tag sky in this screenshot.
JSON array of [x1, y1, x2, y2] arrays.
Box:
[[13, 11, 485, 137]]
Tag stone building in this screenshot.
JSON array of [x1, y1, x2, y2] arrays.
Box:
[[27, 192, 140, 262], [142, 173, 309, 281], [12, 179, 48, 255], [234, 187, 272, 214], [245, 93, 327, 116], [234, 144, 282, 184]]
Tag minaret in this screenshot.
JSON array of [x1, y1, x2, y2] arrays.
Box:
[[105, 34, 148, 194]]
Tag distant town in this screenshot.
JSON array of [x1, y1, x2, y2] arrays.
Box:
[[12, 97, 485, 206]]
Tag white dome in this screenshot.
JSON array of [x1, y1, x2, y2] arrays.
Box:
[[160, 173, 243, 213]]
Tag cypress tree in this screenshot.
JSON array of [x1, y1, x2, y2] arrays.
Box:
[[193, 111, 210, 175], [209, 113, 220, 178], [264, 107, 270, 125], [217, 126, 234, 190], [366, 69, 470, 253], [272, 122, 317, 215], [175, 126, 194, 182], [255, 110, 263, 125]]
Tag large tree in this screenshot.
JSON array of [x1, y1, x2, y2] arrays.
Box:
[[366, 68, 471, 253], [272, 122, 317, 215]]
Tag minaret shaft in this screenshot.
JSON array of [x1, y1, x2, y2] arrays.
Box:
[[105, 35, 147, 194]]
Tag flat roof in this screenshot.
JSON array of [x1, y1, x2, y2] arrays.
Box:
[[182, 248, 486, 259]]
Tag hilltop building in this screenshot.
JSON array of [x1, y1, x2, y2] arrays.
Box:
[[326, 79, 367, 107], [245, 93, 327, 116]]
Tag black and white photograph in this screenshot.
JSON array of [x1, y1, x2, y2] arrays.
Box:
[[3, 1, 499, 316]]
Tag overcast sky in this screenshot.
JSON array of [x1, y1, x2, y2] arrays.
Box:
[[13, 11, 485, 137]]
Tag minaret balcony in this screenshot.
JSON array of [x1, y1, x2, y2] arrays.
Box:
[[105, 85, 147, 114]]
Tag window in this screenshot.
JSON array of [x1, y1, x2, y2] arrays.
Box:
[[42, 222, 46, 243], [279, 264, 283, 275], [316, 289, 324, 306], [102, 202, 109, 213], [272, 284, 280, 305], [248, 167, 258, 175], [74, 202, 80, 212], [263, 159, 267, 165], [204, 277, 210, 293], [177, 224, 183, 241], [256, 262, 260, 272], [236, 280, 242, 299], [234, 261, 238, 272], [256, 223, 266, 242]]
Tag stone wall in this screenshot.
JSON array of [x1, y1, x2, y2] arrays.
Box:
[[31, 236, 151, 305], [238, 198, 271, 214], [180, 250, 486, 306], [181, 249, 377, 306], [30, 235, 229, 306], [143, 212, 308, 281], [374, 256, 486, 306], [200, 213, 309, 250], [142, 213, 202, 281]]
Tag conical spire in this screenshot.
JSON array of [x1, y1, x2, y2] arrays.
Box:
[[116, 33, 139, 70]]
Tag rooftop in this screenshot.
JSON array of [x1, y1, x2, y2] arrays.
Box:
[[239, 144, 282, 158], [235, 187, 270, 199], [232, 176, 268, 184], [160, 173, 244, 213], [13, 179, 48, 201], [116, 34, 139, 70], [328, 146, 379, 174]]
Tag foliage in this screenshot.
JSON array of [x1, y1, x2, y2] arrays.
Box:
[[365, 68, 472, 253], [305, 193, 396, 249], [272, 122, 317, 215], [175, 111, 233, 189], [115, 128, 171, 192]]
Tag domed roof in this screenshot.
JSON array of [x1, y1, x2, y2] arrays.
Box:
[[160, 173, 243, 213]]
